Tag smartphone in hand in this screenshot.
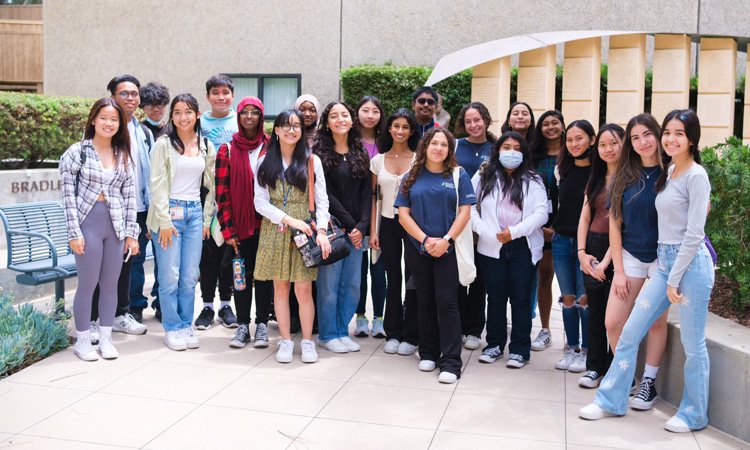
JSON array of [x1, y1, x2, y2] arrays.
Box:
[[124, 247, 132, 262]]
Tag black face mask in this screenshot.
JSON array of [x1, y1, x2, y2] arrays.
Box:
[[573, 148, 591, 160]]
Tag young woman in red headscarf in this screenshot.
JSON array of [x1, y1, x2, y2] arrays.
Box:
[[215, 96, 275, 349]]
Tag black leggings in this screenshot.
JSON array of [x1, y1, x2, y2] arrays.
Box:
[[583, 231, 614, 374], [232, 234, 273, 325], [379, 216, 419, 344], [199, 238, 233, 303]]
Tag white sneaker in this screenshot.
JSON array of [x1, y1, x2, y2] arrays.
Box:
[[164, 330, 187, 351], [74, 339, 99, 361], [578, 370, 602, 388], [98, 335, 118, 359], [89, 321, 100, 345], [113, 313, 147, 335], [418, 360, 436, 372], [339, 336, 361, 352], [568, 351, 587, 373], [464, 335, 481, 350], [181, 327, 200, 349], [276, 339, 294, 363], [318, 338, 349, 353], [531, 328, 552, 351], [354, 316, 369, 337], [438, 371, 458, 384], [384, 338, 400, 354], [300, 339, 318, 363], [506, 353, 527, 368], [371, 317, 386, 338], [397, 341, 417, 355], [579, 403, 617, 420], [555, 348, 576, 370], [664, 416, 691, 433]]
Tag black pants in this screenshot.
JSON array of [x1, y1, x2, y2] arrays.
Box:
[[199, 238, 233, 304], [477, 239, 536, 360], [458, 245, 486, 337], [583, 231, 614, 374], [228, 234, 273, 325], [380, 216, 419, 344], [404, 241, 462, 376]]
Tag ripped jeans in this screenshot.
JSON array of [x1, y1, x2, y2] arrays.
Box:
[[551, 232, 589, 350]]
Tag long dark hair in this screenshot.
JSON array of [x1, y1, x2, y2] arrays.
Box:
[[84, 97, 131, 169], [167, 93, 201, 155], [586, 123, 624, 217], [478, 131, 539, 210], [501, 101, 536, 142], [454, 102, 497, 144], [656, 109, 702, 193], [355, 95, 385, 142], [558, 119, 596, 179], [257, 109, 309, 191], [400, 128, 457, 197], [313, 101, 369, 178], [377, 108, 420, 153], [609, 113, 669, 220], [529, 110, 565, 167]]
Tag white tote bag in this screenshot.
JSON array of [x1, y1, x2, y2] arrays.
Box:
[[452, 168, 476, 286]]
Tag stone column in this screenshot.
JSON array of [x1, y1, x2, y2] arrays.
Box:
[[697, 38, 737, 148], [562, 37, 602, 129], [745, 51, 750, 145], [471, 56, 511, 136], [606, 34, 646, 128], [517, 46, 557, 118], [651, 34, 691, 124]]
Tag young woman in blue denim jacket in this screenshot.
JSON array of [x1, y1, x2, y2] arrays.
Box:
[[580, 109, 714, 433], [147, 93, 216, 352], [550, 120, 595, 373]]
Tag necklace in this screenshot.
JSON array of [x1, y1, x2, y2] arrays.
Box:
[[467, 140, 487, 157], [644, 166, 659, 179]]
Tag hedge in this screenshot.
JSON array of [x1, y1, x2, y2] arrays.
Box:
[[0, 91, 95, 168]]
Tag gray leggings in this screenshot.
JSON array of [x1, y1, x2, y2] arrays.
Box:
[[73, 201, 124, 331]]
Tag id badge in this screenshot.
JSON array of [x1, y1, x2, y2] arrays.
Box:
[[170, 207, 184, 220], [548, 199, 553, 214], [278, 223, 287, 233]]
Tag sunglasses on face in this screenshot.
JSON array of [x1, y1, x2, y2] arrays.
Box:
[[416, 98, 436, 106]]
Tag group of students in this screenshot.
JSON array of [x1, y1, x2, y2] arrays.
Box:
[[60, 73, 714, 432]]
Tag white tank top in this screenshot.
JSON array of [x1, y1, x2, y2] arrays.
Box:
[[101, 165, 115, 184], [170, 152, 205, 201]]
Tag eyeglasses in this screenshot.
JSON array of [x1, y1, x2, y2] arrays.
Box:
[[280, 123, 302, 132], [143, 104, 167, 110], [117, 91, 139, 99], [240, 109, 261, 118], [416, 98, 436, 106]]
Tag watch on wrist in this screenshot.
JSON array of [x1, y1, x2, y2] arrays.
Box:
[[443, 234, 454, 245]]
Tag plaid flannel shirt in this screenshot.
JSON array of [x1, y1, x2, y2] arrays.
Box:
[[215, 142, 264, 241], [59, 140, 140, 241]]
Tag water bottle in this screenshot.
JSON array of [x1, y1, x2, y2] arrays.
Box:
[[233, 249, 246, 291]]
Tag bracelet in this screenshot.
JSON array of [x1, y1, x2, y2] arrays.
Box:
[[577, 248, 586, 252]]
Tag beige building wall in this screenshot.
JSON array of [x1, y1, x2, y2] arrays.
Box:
[[562, 38, 601, 130], [471, 57, 511, 136], [651, 34, 692, 124], [517, 47, 557, 118], [606, 34, 646, 128], [697, 38, 737, 148]]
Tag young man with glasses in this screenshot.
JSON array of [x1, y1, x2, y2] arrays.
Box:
[[140, 82, 171, 140], [412, 86, 441, 137]]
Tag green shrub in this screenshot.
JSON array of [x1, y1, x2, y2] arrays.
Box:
[[0, 91, 96, 168], [702, 137, 750, 308], [341, 65, 472, 131], [0, 292, 71, 378]]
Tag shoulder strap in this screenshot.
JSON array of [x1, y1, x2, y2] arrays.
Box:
[[75, 139, 87, 196], [139, 123, 153, 152], [308, 156, 316, 219], [452, 167, 461, 216]]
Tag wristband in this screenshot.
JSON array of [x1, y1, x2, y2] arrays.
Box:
[[578, 248, 586, 252]]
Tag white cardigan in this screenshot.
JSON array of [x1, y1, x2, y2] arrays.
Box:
[[470, 172, 548, 265]]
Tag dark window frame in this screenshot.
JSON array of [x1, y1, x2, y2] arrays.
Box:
[[223, 73, 302, 120]]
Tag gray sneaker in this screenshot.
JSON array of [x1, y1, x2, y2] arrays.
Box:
[[253, 323, 269, 348], [230, 324, 251, 348], [478, 346, 504, 363]]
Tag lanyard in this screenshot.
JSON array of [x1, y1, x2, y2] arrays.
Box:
[[542, 156, 554, 197], [281, 178, 293, 209]]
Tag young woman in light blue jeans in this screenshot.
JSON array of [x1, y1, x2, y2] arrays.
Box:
[[580, 109, 714, 433], [147, 93, 216, 351]]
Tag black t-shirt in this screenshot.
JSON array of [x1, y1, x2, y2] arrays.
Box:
[[552, 164, 591, 237], [324, 156, 372, 235]]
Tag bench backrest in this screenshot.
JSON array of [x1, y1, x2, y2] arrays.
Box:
[[0, 202, 70, 265]]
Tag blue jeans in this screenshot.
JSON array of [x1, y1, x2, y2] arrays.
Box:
[[478, 239, 536, 360], [357, 250, 386, 317], [129, 211, 150, 309], [317, 238, 365, 342], [551, 233, 588, 350], [594, 243, 714, 429], [152, 199, 203, 332]]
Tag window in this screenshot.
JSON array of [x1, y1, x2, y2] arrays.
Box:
[[225, 74, 301, 119]]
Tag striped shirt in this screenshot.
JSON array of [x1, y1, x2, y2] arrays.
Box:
[[59, 140, 140, 241]]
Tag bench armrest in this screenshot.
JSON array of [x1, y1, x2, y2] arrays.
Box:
[[6, 229, 67, 275]]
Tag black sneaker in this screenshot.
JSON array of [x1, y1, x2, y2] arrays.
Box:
[[478, 346, 504, 364], [217, 305, 238, 328], [631, 377, 658, 410], [194, 306, 215, 330], [230, 324, 251, 348], [155, 308, 162, 323], [130, 307, 144, 323], [578, 370, 602, 388]]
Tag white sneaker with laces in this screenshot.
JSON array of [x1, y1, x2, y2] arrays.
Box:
[[164, 330, 187, 351], [464, 335, 481, 350], [300, 339, 318, 363], [339, 336, 361, 352], [579, 403, 617, 420], [555, 348, 576, 370], [568, 351, 587, 373], [371, 317, 386, 338], [276, 339, 295, 363], [506, 353, 527, 368], [113, 313, 147, 335], [318, 338, 349, 353], [74, 338, 99, 361], [89, 321, 100, 345], [397, 341, 417, 355], [531, 328, 552, 351], [418, 360, 436, 371], [578, 370, 602, 388], [384, 338, 400, 354], [181, 327, 200, 349], [353, 316, 369, 337], [98, 335, 118, 359]]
